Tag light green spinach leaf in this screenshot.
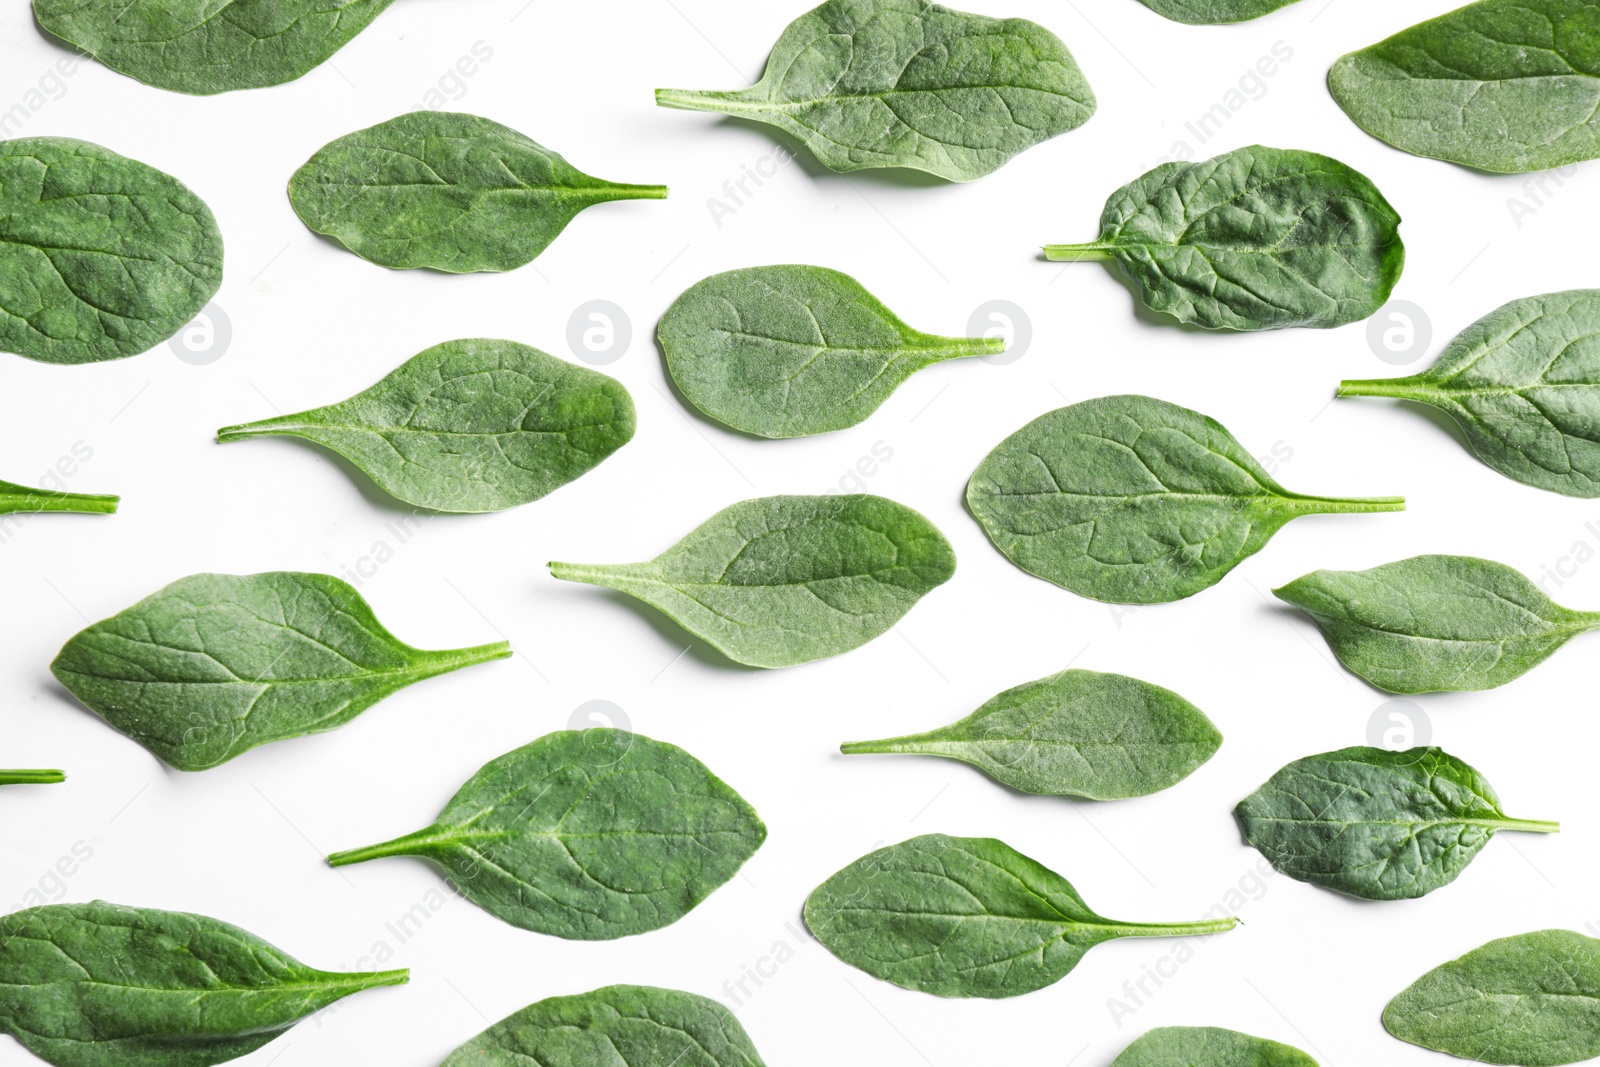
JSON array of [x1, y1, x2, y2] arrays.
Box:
[[1385, 929, 1600, 1066], [841, 667, 1220, 799], [0, 770, 64, 786], [1330, 0, 1600, 173], [0, 138, 223, 365], [1136, 0, 1303, 22], [659, 265, 1003, 438], [0, 901, 406, 1067], [0, 480, 117, 516], [1045, 145, 1403, 330], [288, 112, 667, 272], [329, 729, 764, 940], [51, 572, 510, 771], [804, 833, 1235, 997], [550, 494, 955, 668], [1340, 291, 1600, 497], [966, 395, 1403, 603], [1112, 1026, 1318, 1066], [655, 0, 1095, 182], [1236, 746, 1557, 901], [217, 339, 633, 513], [1275, 554, 1600, 692]]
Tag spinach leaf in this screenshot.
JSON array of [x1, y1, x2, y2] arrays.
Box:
[[0, 480, 117, 516], [329, 729, 764, 940], [0, 138, 223, 365], [1275, 554, 1600, 692], [804, 833, 1235, 998], [654, 0, 1095, 182], [550, 494, 955, 668], [0, 901, 406, 1067], [1136, 0, 1302, 22], [440, 984, 767, 1067], [33, 0, 396, 95], [1330, 0, 1600, 173], [1340, 291, 1600, 498], [1235, 746, 1558, 901], [0, 770, 64, 786], [966, 395, 1403, 604], [659, 265, 1004, 438], [217, 339, 633, 513], [841, 667, 1221, 799], [1385, 929, 1600, 1066], [288, 112, 667, 273], [1112, 1026, 1318, 1066], [1044, 145, 1404, 330], [51, 572, 510, 771]]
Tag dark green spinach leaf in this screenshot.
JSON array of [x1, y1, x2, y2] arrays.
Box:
[[841, 667, 1220, 799], [0, 901, 406, 1067], [440, 984, 767, 1067], [1386, 929, 1600, 1066], [217, 339, 634, 513], [1045, 145, 1403, 330], [967, 395, 1403, 603], [329, 729, 764, 940], [550, 494, 955, 668], [803, 833, 1235, 997], [655, 0, 1095, 182], [1136, 0, 1303, 22], [1235, 746, 1557, 901], [659, 265, 1003, 438], [1330, 0, 1600, 173], [0, 480, 117, 516], [288, 112, 667, 272], [1112, 1026, 1318, 1066], [1275, 554, 1600, 692], [0, 770, 64, 786], [0, 138, 223, 365], [51, 572, 510, 771]]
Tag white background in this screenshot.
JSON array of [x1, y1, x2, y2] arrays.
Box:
[[1, 0, 1596, 1064]]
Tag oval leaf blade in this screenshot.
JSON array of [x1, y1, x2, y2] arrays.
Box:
[[1235, 746, 1558, 901], [1045, 145, 1403, 330], [966, 395, 1403, 603], [1340, 290, 1600, 497], [659, 265, 1003, 438], [1385, 929, 1600, 1066], [0, 901, 406, 1067], [328, 729, 766, 941], [1136, 0, 1303, 23], [50, 572, 511, 771], [288, 111, 668, 272], [549, 494, 956, 668], [803, 834, 1235, 998], [440, 984, 768, 1067], [1112, 1026, 1319, 1066], [842, 667, 1221, 799], [655, 0, 1095, 182], [0, 138, 223, 365], [1274, 554, 1600, 692], [216, 339, 635, 513]]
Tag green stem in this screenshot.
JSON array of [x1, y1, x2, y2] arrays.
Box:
[[842, 737, 934, 755], [598, 183, 670, 202], [1337, 377, 1432, 401], [0, 492, 119, 515], [549, 561, 625, 585], [655, 88, 746, 113], [0, 769, 65, 786], [328, 825, 445, 868], [1278, 493, 1407, 515], [1043, 242, 1118, 262], [1489, 817, 1560, 834], [315, 967, 410, 992], [215, 415, 315, 443], [424, 641, 513, 672], [1113, 916, 1239, 938]]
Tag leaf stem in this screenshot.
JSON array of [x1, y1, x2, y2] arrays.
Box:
[[1115, 916, 1239, 938], [1, 492, 119, 515], [1337, 377, 1432, 401], [1043, 242, 1118, 262], [1491, 817, 1560, 834], [655, 88, 746, 113], [549, 561, 624, 585], [1279, 493, 1407, 515], [0, 769, 65, 786], [425, 641, 513, 672], [328, 826, 444, 868], [215, 415, 315, 443]]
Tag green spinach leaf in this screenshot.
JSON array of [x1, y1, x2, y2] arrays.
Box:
[[0, 901, 406, 1067], [1112, 1026, 1318, 1066], [1340, 290, 1600, 497], [217, 339, 633, 513], [659, 265, 1003, 438], [803, 833, 1235, 997], [1235, 746, 1557, 901], [1385, 929, 1600, 1066], [655, 0, 1095, 182], [967, 395, 1403, 603], [0, 770, 64, 786], [329, 729, 764, 940], [33, 0, 397, 94], [440, 984, 767, 1066], [51, 572, 510, 771], [0, 138, 223, 365], [841, 667, 1220, 799], [0, 480, 117, 516], [1275, 554, 1600, 692], [288, 112, 667, 273], [1044, 145, 1403, 330], [550, 494, 955, 668], [1330, 0, 1600, 173], [1136, 0, 1303, 23]]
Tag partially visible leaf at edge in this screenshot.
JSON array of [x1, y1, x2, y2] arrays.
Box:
[[1136, 0, 1303, 24], [1111, 1026, 1319, 1066]]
